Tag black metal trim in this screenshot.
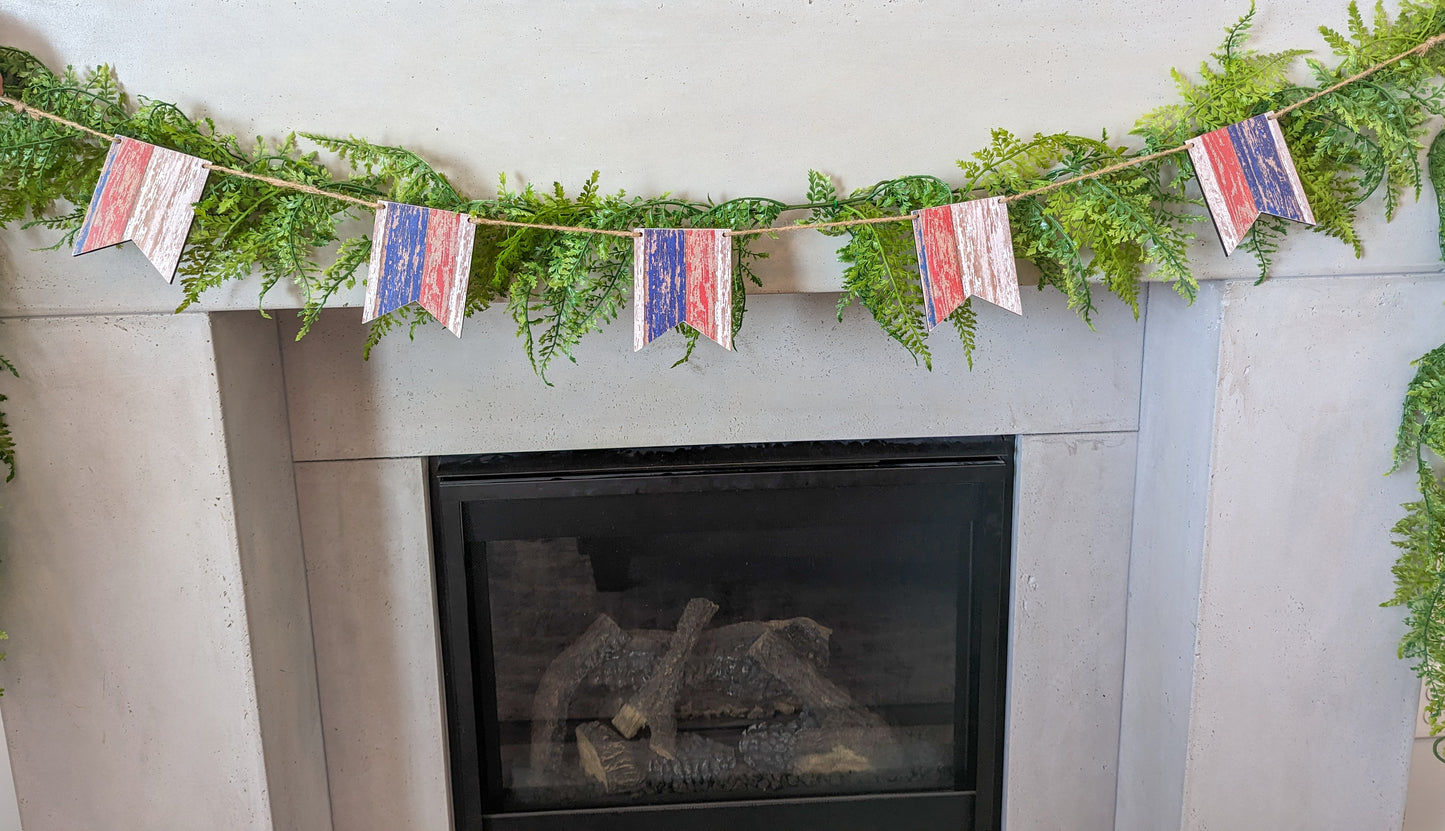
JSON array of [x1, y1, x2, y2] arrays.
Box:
[[429, 437, 1014, 831], [484, 790, 975, 831]]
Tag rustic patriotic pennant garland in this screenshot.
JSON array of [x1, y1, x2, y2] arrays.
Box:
[[73, 137, 210, 283], [1187, 112, 1315, 255], [912, 196, 1023, 328], [633, 228, 733, 351], [361, 201, 476, 336]]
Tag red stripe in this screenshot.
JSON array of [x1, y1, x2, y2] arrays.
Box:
[[684, 230, 718, 341], [1198, 128, 1260, 238], [80, 139, 154, 252], [418, 209, 457, 322], [920, 206, 965, 322]]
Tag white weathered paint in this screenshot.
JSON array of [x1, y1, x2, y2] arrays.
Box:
[[127, 145, 210, 282], [954, 196, 1021, 315]]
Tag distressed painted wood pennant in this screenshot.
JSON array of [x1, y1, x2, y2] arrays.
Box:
[[633, 228, 732, 351], [1187, 112, 1315, 255], [72, 137, 210, 282], [912, 196, 1022, 327], [362, 202, 476, 336]]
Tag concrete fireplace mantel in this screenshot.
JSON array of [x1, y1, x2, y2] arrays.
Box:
[[0, 1, 1440, 828]]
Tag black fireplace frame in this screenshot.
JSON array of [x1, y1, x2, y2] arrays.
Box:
[[429, 437, 1014, 831]]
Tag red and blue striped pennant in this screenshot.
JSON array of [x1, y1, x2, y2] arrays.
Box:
[[632, 228, 732, 351], [361, 202, 475, 336], [913, 196, 1022, 328], [1187, 112, 1315, 255], [73, 137, 210, 282]]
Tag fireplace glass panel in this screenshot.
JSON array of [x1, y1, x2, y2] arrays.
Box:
[[432, 439, 1011, 830]]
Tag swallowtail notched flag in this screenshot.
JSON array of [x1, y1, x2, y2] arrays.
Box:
[[633, 228, 732, 351], [73, 137, 210, 282], [912, 196, 1022, 328], [1187, 112, 1315, 255], [362, 201, 475, 336]]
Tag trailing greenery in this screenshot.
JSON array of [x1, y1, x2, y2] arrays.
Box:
[[5, 1, 1445, 739], [1389, 346, 1445, 751]]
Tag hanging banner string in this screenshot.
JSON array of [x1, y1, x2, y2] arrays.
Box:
[[200, 160, 380, 210], [3, 29, 1444, 239], [1, 97, 116, 143], [1272, 31, 1445, 119]]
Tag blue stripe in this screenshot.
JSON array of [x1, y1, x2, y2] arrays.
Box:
[[644, 229, 686, 342], [73, 142, 122, 254], [376, 203, 430, 316], [1227, 115, 1309, 223], [914, 218, 939, 329]]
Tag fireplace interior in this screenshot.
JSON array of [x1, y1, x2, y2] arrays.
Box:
[[430, 437, 1014, 830]]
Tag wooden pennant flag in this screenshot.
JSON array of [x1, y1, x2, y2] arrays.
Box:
[[1187, 112, 1315, 255], [73, 137, 210, 282], [913, 196, 1022, 327], [632, 228, 732, 351], [361, 201, 475, 336]]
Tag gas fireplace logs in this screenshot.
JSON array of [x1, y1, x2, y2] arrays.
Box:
[[529, 614, 630, 775], [529, 597, 901, 792], [612, 597, 719, 758]]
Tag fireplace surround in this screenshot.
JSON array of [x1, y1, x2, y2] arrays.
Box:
[[0, 276, 1432, 831], [429, 439, 1013, 829]]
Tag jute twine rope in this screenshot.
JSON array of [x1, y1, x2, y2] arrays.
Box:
[[0, 95, 116, 143], [1272, 30, 1445, 119], [2, 29, 1443, 238], [200, 161, 380, 209]]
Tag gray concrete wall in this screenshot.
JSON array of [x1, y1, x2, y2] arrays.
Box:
[[212, 314, 333, 831], [1117, 275, 1440, 831], [279, 291, 1142, 462], [1174, 275, 1436, 830], [1115, 283, 1224, 830], [1008, 433, 1137, 831], [293, 459, 449, 831], [0, 313, 275, 830]]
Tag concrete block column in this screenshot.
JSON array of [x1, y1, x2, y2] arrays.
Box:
[[1119, 277, 1438, 830], [0, 311, 329, 830]]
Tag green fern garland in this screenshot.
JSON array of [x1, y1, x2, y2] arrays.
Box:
[[5, 1, 1445, 738], [1389, 344, 1445, 752], [1, 1, 1441, 374]]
